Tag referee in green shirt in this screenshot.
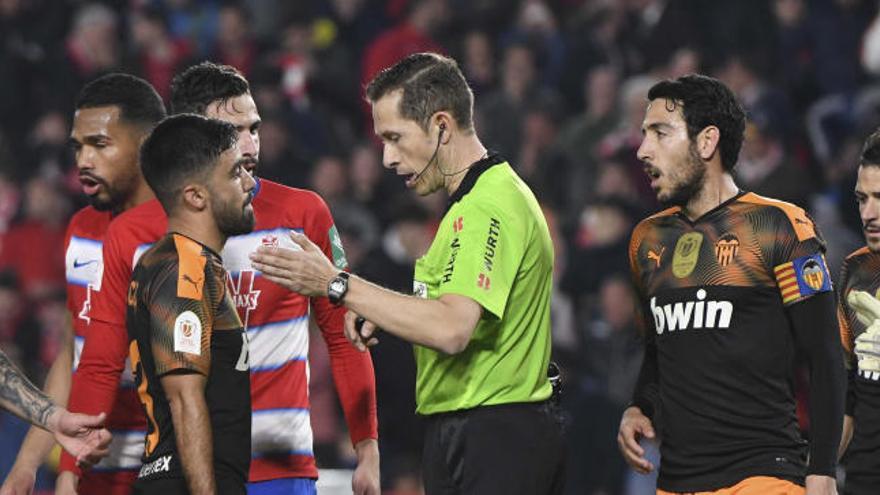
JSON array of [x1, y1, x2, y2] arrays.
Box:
[[250, 52, 565, 495]]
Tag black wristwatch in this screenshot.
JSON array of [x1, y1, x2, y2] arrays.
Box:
[[327, 272, 350, 305]]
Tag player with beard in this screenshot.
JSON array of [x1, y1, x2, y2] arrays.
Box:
[[60, 62, 379, 495], [617, 75, 845, 494], [127, 114, 255, 494], [1, 73, 165, 495], [835, 130, 880, 494]]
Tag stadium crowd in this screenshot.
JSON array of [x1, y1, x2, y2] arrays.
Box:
[[2, 0, 880, 493]]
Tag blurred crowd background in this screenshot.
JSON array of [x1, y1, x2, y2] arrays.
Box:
[[1, 0, 879, 493]]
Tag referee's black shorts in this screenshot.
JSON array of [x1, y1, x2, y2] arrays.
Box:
[[422, 400, 566, 495]]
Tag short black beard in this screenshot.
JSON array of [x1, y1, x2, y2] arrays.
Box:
[[216, 205, 255, 237], [88, 185, 125, 213], [659, 144, 706, 208]]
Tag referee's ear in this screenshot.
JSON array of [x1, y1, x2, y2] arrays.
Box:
[[432, 112, 454, 144]]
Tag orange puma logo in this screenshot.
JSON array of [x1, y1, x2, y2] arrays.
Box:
[[647, 246, 665, 268]]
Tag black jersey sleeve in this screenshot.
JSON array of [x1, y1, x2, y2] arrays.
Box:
[[788, 290, 846, 476]]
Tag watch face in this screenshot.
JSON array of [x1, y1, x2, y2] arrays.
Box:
[[330, 279, 345, 293]]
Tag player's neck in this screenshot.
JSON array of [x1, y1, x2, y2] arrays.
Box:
[[167, 215, 225, 255], [444, 135, 488, 196], [683, 172, 738, 221], [116, 181, 156, 216]]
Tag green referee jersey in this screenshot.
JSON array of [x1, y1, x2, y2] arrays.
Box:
[[412, 154, 554, 415]]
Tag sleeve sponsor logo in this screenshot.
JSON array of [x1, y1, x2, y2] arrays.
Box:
[[173, 311, 202, 355], [328, 224, 348, 269], [483, 217, 500, 272], [477, 273, 491, 290], [442, 238, 461, 284], [774, 253, 832, 305]]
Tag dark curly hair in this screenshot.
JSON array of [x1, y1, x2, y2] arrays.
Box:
[[647, 74, 746, 172], [170, 62, 249, 115], [76, 73, 166, 129], [365, 52, 474, 132]]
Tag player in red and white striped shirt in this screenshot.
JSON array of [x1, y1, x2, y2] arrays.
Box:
[[1, 73, 165, 495], [59, 63, 379, 495]]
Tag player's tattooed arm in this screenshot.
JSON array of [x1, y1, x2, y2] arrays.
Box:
[[0, 348, 58, 429]]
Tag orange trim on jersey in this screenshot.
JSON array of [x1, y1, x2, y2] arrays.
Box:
[[656, 476, 804, 495], [846, 245, 871, 260], [173, 234, 206, 300], [646, 205, 682, 220], [839, 304, 854, 355], [739, 193, 816, 242], [129, 341, 160, 456]]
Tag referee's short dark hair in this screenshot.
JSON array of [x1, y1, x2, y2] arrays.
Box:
[[76, 73, 166, 129], [140, 114, 237, 213], [365, 52, 474, 133], [171, 61, 250, 115], [647, 74, 746, 172]]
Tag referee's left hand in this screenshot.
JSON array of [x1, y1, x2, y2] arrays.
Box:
[[344, 312, 379, 352]]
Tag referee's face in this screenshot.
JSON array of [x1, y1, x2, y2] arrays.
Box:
[[372, 90, 441, 196]]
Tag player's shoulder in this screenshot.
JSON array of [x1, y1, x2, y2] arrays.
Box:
[[70, 205, 110, 225], [631, 206, 680, 241], [845, 246, 872, 261], [68, 206, 112, 237], [255, 179, 328, 213], [841, 246, 875, 276], [109, 199, 164, 230], [736, 192, 815, 237], [137, 234, 206, 282], [256, 178, 324, 205], [107, 199, 166, 241]]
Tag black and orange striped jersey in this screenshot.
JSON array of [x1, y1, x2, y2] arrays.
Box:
[[126, 233, 250, 493], [837, 246, 880, 494], [629, 191, 833, 492]]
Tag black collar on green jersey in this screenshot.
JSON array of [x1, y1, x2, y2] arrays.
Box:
[[445, 151, 504, 213]]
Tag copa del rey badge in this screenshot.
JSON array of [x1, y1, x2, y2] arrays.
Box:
[[174, 311, 202, 355]]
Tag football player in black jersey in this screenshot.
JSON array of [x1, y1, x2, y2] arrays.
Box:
[[619, 75, 845, 495]]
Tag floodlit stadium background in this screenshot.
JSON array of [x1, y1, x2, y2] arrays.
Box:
[[0, 0, 876, 493]]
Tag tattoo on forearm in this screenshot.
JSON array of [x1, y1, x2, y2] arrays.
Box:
[[0, 349, 56, 429]]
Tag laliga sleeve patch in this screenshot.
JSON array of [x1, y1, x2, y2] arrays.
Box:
[[328, 224, 348, 269], [774, 253, 832, 306], [173, 311, 202, 355]]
